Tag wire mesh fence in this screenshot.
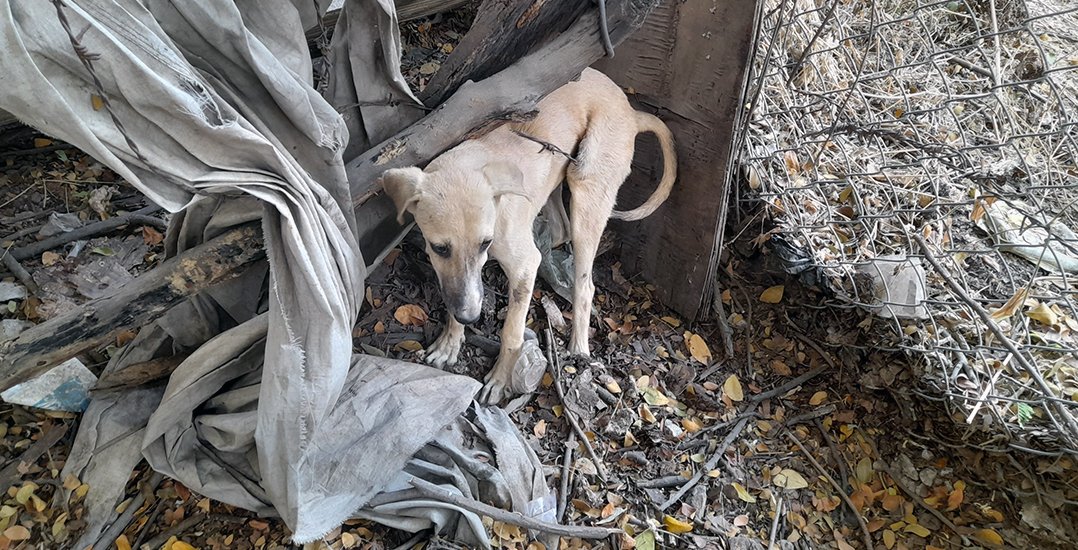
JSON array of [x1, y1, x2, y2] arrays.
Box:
[[737, 0, 1078, 456]]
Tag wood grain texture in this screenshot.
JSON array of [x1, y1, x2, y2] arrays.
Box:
[[593, 0, 758, 320]]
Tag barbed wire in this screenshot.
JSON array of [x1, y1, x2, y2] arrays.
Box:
[[738, 0, 1078, 456]]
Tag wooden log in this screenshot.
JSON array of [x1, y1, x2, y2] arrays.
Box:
[[347, 0, 662, 254], [418, 0, 591, 106], [592, 0, 759, 320], [0, 225, 264, 392]]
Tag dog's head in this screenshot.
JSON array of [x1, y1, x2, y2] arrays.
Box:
[[378, 162, 523, 325]]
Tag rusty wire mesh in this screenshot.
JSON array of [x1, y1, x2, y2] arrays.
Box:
[[737, 0, 1078, 455]]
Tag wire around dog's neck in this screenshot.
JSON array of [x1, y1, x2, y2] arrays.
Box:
[[511, 130, 578, 165]]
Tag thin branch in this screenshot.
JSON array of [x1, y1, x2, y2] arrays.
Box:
[[785, 431, 872, 550], [409, 477, 620, 539], [10, 205, 164, 261], [658, 406, 756, 511], [545, 328, 608, 481]]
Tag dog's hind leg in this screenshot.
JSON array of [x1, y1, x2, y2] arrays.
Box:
[[481, 222, 543, 403], [425, 316, 465, 368]]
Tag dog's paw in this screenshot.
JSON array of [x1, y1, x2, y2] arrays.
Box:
[[568, 335, 590, 357], [478, 352, 519, 404], [425, 329, 463, 369], [478, 375, 511, 404]]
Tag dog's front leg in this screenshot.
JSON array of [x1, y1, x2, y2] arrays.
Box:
[[425, 316, 465, 368], [480, 242, 541, 403]]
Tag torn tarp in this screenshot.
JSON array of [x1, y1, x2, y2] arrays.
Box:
[[0, 0, 551, 546]]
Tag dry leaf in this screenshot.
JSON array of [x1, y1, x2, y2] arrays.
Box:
[[723, 375, 744, 402], [1027, 302, 1058, 326], [374, 321, 385, 334], [882, 529, 896, 549], [990, 288, 1028, 319], [760, 286, 784, 303], [34, 138, 51, 148], [663, 515, 693, 534], [773, 468, 808, 489], [249, 520, 269, 530], [733, 515, 749, 527], [685, 332, 711, 364], [419, 62, 440, 75], [748, 167, 761, 189], [882, 493, 903, 511], [975, 529, 1004, 546], [4, 526, 28, 541], [946, 485, 963, 510], [143, 226, 164, 246], [809, 391, 828, 405], [394, 304, 429, 326], [116, 534, 132, 550], [172, 542, 196, 550], [783, 150, 800, 174], [772, 360, 792, 375], [732, 483, 755, 503], [62, 475, 80, 491], [395, 340, 423, 352], [533, 419, 546, 439], [904, 523, 931, 537], [91, 95, 104, 111], [341, 532, 357, 548], [42, 251, 60, 266]]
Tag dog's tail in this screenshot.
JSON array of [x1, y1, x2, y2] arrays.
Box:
[[610, 112, 677, 222]]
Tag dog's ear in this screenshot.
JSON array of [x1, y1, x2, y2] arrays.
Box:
[[379, 167, 425, 224], [483, 162, 526, 198]]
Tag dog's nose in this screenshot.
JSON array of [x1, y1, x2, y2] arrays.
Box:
[[454, 312, 479, 325]]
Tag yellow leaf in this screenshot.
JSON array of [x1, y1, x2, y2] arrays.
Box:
[[809, 391, 828, 405], [685, 332, 711, 364], [723, 375, 744, 402], [116, 534, 132, 550], [976, 529, 1004, 546], [4, 525, 29, 541], [882, 529, 896, 550], [732, 483, 755, 503], [640, 404, 656, 423], [15, 484, 35, 505], [882, 493, 903, 511], [393, 304, 429, 326], [41, 251, 60, 266], [91, 95, 104, 111], [171, 541, 196, 550], [340, 532, 356, 548], [1027, 302, 1058, 326], [34, 138, 52, 148], [990, 288, 1028, 319], [663, 515, 693, 534], [773, 469, 809, 489], [75, 483, 90, 498], [661, 316, 680, 328], [904, 523, 931, 537], [394, 340, 423, 352], [760, 286, 784, 303], [62, 475, 81, 491]]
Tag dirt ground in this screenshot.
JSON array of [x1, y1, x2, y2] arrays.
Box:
[[0, 6, 1075, 550]]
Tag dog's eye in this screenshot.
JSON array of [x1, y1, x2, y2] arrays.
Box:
[[430, 242, 451, 258], [480, 239, 493, 252]]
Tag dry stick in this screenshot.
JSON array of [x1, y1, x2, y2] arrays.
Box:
[[857, 427, 972, 546], [712, 290, 735, 360], [544, 328, 608, 482], [767, 497, 784, 550], [10, 205, 164, 261], [409, 477, 620, 539], [131, 497, 168, 550], [657, 409, 756, 511], [0, 423, 69, 490], [785, 431, 872, 550], [913, 235, 1078, 447], [138, 512, 208, 550], [0, 249, 39, 295], [814, 417, 852, 494], [96, 472, 164, 550], [557, 429, 576, 523]]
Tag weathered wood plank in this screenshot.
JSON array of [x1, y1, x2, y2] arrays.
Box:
[[418, 0, 591, 107], [593, 0, 758, 320], [0, 225, 264, 392]]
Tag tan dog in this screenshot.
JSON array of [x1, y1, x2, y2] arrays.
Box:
[[379, 68, 676, 402]]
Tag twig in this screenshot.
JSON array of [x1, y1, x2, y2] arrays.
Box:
[[857, 427, 972, 546], [390, 530, 429, 550], [739, 287, 754, 379], [948, 56, 993, 79], [409, 477, 620, 539], [0, 224, 45, 245], [558, 430, 576, 522], [814, 417, 851, 493], [914, 235, 1078, 446], [636, 475, 691, 489], [96, 472, 164, 550], [657, 406, 756, 511], [767, 497, 783, 550], [544, 328, 608, 481], [0, 248, 39, 295], [712, 290, 735, 360], [0, 422, 69, 490], [10, 205, 164, 261], [785, 431, 872, 550], [131, 497, 167, 550], [138, 511, 208, 550], [751, 362, 831, 404], [785, 404, 836, 426]]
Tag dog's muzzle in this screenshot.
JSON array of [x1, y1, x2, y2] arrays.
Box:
[[443, 276, 483, 325]]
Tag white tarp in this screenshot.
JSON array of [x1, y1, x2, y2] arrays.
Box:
[[0, 0, 551, 547]]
